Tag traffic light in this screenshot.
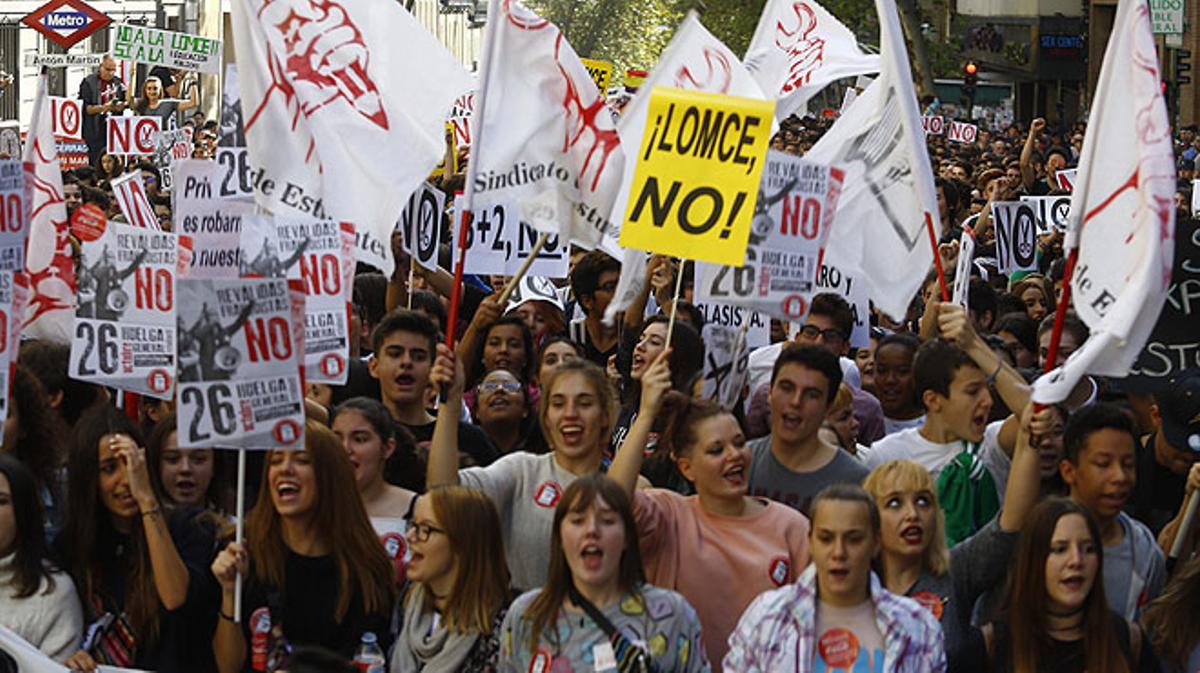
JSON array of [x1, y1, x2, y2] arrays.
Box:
[[1176, 49, 1192, 85], [962, 61, 979, 100]]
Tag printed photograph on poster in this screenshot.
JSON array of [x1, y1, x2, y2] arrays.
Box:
[[239, 216, 354, 384], [175, 277, 304, 449], [70, 223, 178, 399]]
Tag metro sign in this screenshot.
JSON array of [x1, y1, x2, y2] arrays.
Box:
[[22, 0, 111, 49]]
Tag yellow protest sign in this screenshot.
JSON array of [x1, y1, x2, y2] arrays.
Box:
[[581, 58, 614, 94], [619, 87, 774, 266]]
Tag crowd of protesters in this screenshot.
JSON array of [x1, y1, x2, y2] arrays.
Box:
[[0, 55, 1198, 673]]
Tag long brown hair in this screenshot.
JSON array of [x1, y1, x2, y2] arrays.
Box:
[[246, 420, 396, 621], [538, 360, 618, 453], [1003, 497, 1126, 673], [414, 486, 510, 634], [523, 476, 644, 653], [1142, 556, 1200, 672], [62, 406, 162, 644]]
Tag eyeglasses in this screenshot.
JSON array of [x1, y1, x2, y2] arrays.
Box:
[[408, 521, 445, 542], [799, 324, 846, 343], [479, 380, 522, 395]]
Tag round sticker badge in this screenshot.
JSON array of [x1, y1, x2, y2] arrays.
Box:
[[533, 480, 562, 508], [528, 647, 552, 673], [817, 627, 860, 669], [768, 556, 790, 586], [911, 591, 945, 621]]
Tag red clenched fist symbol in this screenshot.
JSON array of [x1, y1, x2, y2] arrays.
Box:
[[259, 0, 389, 130], [553, 35, 619, 193], [674, 48, 733, 93], [775, 2, 825, 94]]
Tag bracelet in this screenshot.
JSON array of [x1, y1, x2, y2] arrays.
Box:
[[985, 359, 1003, 383], [140, 506, 162, 518], [219, 609, 236, 621]]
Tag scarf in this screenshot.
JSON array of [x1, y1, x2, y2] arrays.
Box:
[[391, 587, 480, 673], [936, 441, 1000, 546]]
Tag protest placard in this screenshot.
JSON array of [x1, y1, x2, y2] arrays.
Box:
[[991, 201, 1039, 274], [921, 115, 945, 135], [952, 229, 975, 308], [814, 261, 870, 347], [112, 23, 222, 74], [0, 161, 30, 272], [695, 152, 843, 321], [0, 273, 28, 444], [452, 193, 570, 278], [1020, 195, 1072, 233], [112, 170, 161, 230], [174, 159, 255, 279], [152, 127, 193, 191], [176, 277, 305, 449], [619, 87, 774, 266], [69, 222, 177, 399], [239, 216, 355, 384], [399, 183, 444, 272], [107, 116, 161, 155], [1055, 168, 1077, 191], [447, 91, 474, 147], [1127, 218, 1199, 384], [581, 57, 614, 93], [946, 119, 978, 143], [213, 148, 256, 199], [49, 96, 82, 140], [701, 322, 749, 410], [694, 300, 770, 350], [1, 623, 147, 672]]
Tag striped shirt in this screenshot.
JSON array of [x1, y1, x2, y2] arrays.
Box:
[[723, 566, 946, 673]]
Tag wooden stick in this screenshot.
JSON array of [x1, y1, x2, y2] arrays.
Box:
[[233, 449, 245, 623], [497, 232, 550, 306], [665, 258, 686, 344]]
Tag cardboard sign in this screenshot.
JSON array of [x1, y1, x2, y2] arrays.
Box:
[[580, 57, 614, 93], [701, 322, 749, 410], [1055, 168, 1077, 191], [69, 223, 177, 399], [107, 116, 162, 156], [991, 201, 1039, 274], [176, 277, 305, 449], [0, 162, 30, 272], [239, 216, 355, 384], [152, 127, 193, 191], [112, 170, 161, 230], [1019, 195, 1072, 233], [399, 182, 444, 272], [951, 228, 975, 308], [213, 148, 256, 199], [694, 300, 770, 350], [174, 159, 255, 279], [921, 115, 945, 135], [946, 119, 978, 144], [71, 203, 107, 242], [1127, 218, 1199, 383], [0, 273, 29, 442], [696, 153, 844, 321], [112, 24, 222, 74], [815, 260, 870, 347], [619, 87, 774, 266], [56, 140, 89, 170], [447, 91, 475, 147], [49, 96, 83, 140], [452, 193, 569, 278]]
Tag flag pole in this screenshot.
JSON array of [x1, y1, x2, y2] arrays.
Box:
[[665, 257, 686, 344], [497, 232, 550, 305], [1169, 491, 1200, 571], [233, 448, 245, 623], [924, 212, 949, 301]]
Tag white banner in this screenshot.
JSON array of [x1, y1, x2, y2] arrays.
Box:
[[112, 170, 161, 230], [70, 223, 177, 399], [990, 201, 1039, 274], [239, 216, 355, 384], [176, 277, 305, 449], [744, 0, 881, 121], [230, 0, 470, 278], [804, 0, 941, 320], [399, 183, 444, 272], [451, 193, 570, 278], [0, 161, 30, 272], [49, 96, 83, 141], [112, 24, 223, 74], [174, 159, 255, 279], [1033, 0, 1176, 404], [696, 153, 844, 321], [106, 116, 162, 156], [22, 75, 76, 344]]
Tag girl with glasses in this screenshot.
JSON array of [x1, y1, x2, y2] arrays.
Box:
[[391, 486, 510, 672], [473, 370, 533, 455]]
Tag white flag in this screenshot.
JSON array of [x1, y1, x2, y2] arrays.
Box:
[[604, 12, 767, 324], [230, 0, 470, 276], [1032, 0, 1175, 405], [112, 170, 162, 230], [469, 0, 625, 250], [21, 75, 76, 344], [745, 0, 880, 121], [804, 0, 940, 321]]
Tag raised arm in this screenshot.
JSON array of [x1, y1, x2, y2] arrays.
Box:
[[211, 541, 248, 673], [1158, 462, 1200, 553], [607, 350, 672, 496], [426, 343, 464, 487], [1020, 119, 1044, 192], [998, 403, 1046, 531], [937, 303, 1030, 419], [118, 435, 190, 610]]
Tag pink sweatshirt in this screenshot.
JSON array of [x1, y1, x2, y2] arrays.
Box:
[[633, 489, 811, 671]]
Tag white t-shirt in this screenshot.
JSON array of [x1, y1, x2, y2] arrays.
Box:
[[861, 420, 1009, 502], [747, 342, 861, 397], [370, 516, 411, 579], [882, 415, 925, 438], [812, 599, 884, 672]]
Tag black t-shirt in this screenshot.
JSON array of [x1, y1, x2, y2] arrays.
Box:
[[963, 611, 1154, 673], [57, 508, 221, 672], [1129, 432, 1186, 535], [237, 551, 391, 672], [384, 418, 498, 492]]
